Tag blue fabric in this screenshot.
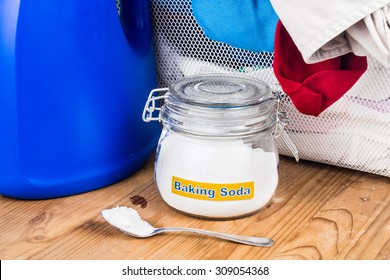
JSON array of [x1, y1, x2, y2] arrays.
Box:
[[192, 0, 279, 53]]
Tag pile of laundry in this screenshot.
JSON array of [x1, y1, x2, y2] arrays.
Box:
[[192, 0, 390, 116]]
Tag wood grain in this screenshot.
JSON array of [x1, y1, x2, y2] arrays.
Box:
[[0, 156, 389, 260]]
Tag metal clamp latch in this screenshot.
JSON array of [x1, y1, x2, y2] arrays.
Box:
[[273, 91, 299, 162], [142, 88, 169, 122]]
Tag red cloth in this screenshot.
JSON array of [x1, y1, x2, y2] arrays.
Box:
[[273, 21, 368, 116]]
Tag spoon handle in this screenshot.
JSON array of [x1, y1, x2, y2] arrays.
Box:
[[154, 227, 274, 247]]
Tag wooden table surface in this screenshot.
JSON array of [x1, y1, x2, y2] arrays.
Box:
[[1, 156, 389, 260]]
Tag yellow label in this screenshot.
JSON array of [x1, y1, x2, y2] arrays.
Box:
[[171, 176, 254, 201]]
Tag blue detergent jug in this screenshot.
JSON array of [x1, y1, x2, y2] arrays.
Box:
[[0, 0, 161, 199]]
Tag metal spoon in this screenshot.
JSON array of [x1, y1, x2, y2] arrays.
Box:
[[101, 206, 274, 247]]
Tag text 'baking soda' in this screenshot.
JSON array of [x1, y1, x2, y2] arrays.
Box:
[[171, 176, 254, 201]]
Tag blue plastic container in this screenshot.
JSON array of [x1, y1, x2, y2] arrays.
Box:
[[0, 0, 161, 199]]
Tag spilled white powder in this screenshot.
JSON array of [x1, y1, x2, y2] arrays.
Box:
[[101, 206, 155, 237], [155, 129, 279, 218]]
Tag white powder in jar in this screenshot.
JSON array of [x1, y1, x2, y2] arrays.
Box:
[[101, 206, 155, 237], [155, 128, 279, 218]]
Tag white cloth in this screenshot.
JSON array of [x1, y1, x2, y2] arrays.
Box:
[[346, 5, 390, 66], [270, 0, 390, 66]]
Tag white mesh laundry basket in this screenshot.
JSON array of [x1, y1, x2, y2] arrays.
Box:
[[150, 0, 390, 177]]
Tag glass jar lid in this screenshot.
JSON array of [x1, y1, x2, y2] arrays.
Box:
[[161, 74, 277, 137], [169, 74, 273, 108]]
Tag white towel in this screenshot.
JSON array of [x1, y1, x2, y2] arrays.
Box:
[[270, 0, 390, 66]]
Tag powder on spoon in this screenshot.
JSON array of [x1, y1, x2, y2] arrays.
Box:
[[101, 206, 155, 237]]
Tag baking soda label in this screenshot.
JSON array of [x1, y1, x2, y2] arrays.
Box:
[[171, 176, 254, 201]]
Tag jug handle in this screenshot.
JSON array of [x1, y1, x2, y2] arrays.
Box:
[[118, 0, 154, 51]]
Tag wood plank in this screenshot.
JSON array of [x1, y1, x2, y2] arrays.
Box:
[[0, 156, 389, 260]]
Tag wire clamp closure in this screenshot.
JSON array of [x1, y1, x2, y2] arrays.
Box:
[[142, 88, 169, 122], [273, 91, 299, 162]]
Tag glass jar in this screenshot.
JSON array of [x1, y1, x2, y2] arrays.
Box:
[[143, 74, 297, 219]]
